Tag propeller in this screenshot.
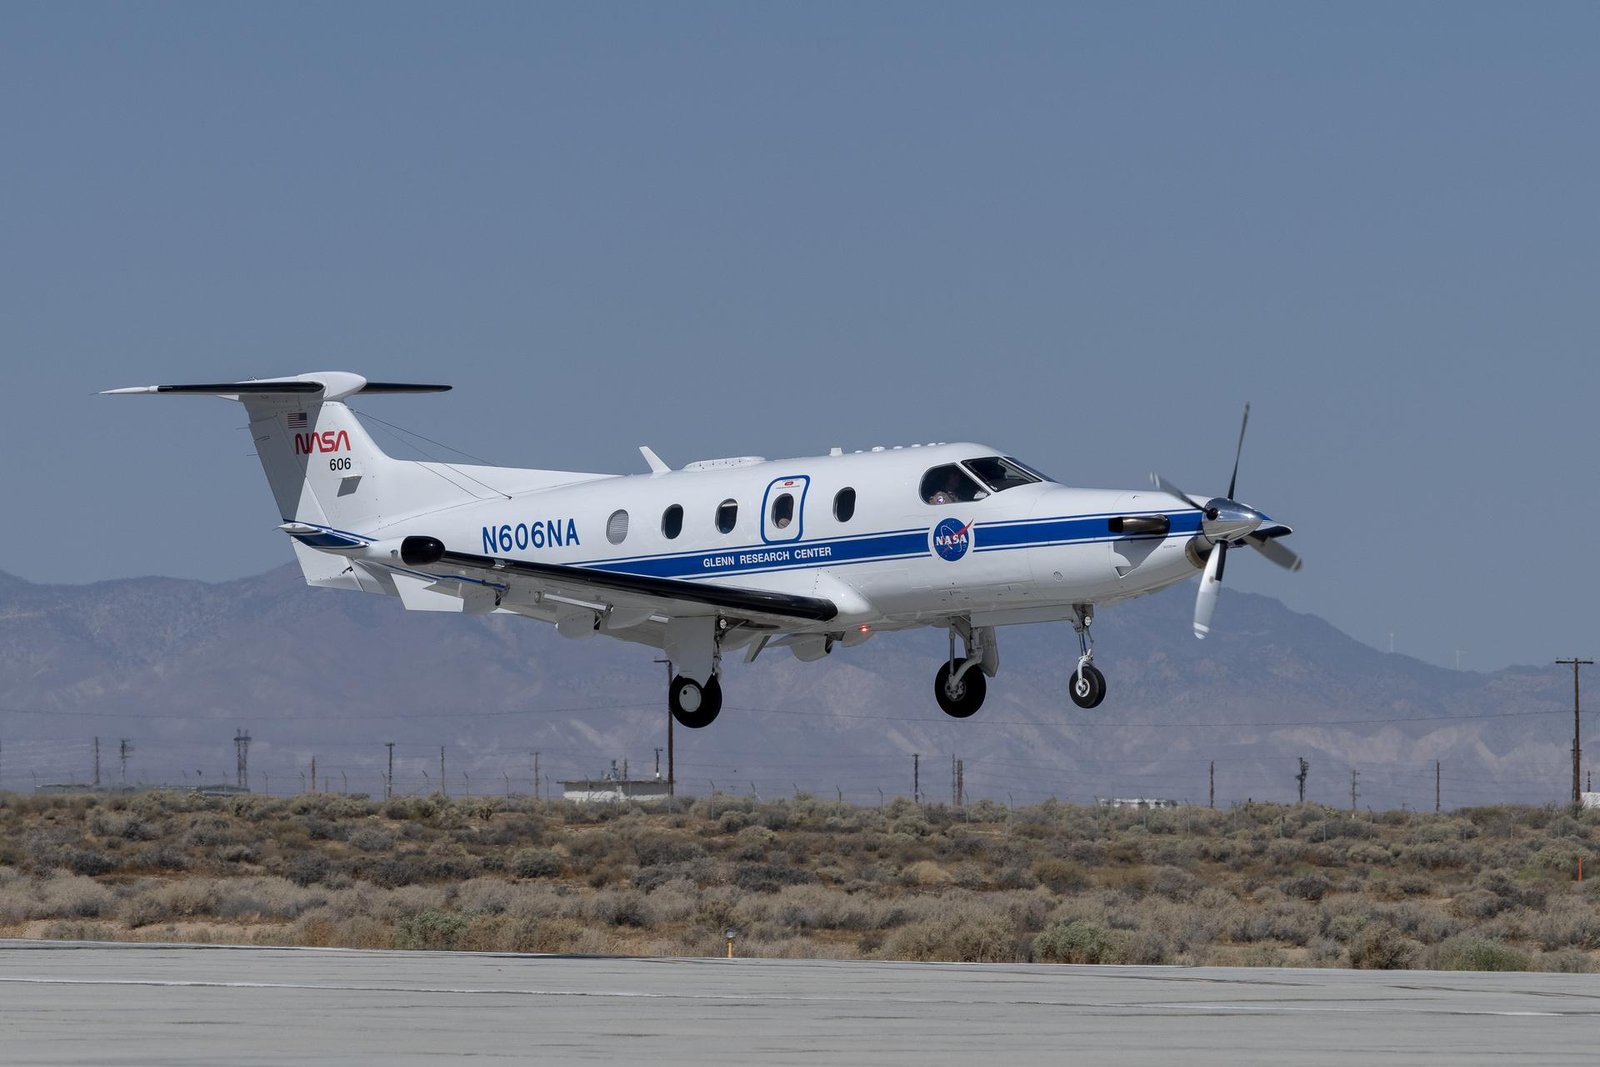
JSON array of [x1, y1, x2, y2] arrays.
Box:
[[1150, 403, 1301, 638]]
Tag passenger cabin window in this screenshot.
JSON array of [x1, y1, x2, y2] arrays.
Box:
[[920, 464, 988, 505], [716, 499, 739, 534], [770, 493, 794, 530], [964, 456, 1045, 494], [606, 509, 630, 545], [834, 487, 856, 522], [662, 504, 683, 540]]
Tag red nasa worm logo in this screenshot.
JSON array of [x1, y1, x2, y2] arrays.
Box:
[[293, 430, 351, 455]]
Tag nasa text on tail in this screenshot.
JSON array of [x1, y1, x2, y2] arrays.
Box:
[[104, 373, 1299, 727]]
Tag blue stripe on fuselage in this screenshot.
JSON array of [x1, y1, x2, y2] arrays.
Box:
[[569, 511, 1199, 581]]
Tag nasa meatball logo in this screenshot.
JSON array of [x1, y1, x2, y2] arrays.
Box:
[[931, 518, 971, 562]]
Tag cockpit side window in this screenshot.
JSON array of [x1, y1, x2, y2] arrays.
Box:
[[964, 456, 1045, 494], [920, 464, 988, 505]]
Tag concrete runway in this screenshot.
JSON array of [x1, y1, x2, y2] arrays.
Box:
[[1, 940, 1595, 1065]]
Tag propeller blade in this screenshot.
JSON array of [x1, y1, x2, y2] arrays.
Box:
[[1248, 533, 1303, 572], [1194, 543, 1226, 639], [1226, 402, 1250, 500], [1150, 473, 1207, 512]]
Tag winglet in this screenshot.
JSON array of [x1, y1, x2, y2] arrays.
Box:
[[639, 446, 671, 474]]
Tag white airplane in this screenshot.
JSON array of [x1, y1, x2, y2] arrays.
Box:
[[104, 372, 1300, 727]]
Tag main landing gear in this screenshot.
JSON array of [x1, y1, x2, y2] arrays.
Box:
[[1069, 604, 1107, 709], [935, 623, 997, 719], [669, 674, 722, 729]]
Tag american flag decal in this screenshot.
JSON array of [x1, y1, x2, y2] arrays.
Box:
[[287, 412, 308, 428]]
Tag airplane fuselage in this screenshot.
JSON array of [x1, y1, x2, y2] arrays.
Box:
[[352, 442, 1206, 635]]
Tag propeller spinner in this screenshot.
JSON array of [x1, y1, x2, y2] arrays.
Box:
[[1152, 403, 1302, 639]]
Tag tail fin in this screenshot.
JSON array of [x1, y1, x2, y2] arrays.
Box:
[[104, 372, 468, 589], [105, 371, 607, 590]]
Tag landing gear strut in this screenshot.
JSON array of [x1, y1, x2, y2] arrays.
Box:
[[669, 674, 722, 729], [1069, 604, 1107, 709]]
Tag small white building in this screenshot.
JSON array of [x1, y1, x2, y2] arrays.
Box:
[[560, 777, 672, 804], [1097, 797, 1182, 810]]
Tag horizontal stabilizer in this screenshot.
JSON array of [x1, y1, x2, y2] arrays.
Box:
[[102, 372, 450, 403]]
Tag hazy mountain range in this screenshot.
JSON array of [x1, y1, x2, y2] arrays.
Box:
[[0, 566, 1582, 810]]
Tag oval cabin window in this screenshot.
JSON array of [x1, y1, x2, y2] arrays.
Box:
[[834, 487, 856, 522], [606, 509, 630, 545], [770, 493, 794, 530], [716, 499, 738, 534], [662, 504, 683, 540]]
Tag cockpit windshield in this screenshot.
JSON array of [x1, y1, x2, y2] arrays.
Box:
[[963, 456, 1050, 493]]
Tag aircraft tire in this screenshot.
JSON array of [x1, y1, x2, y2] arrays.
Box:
[[670, 674, 722, 729], [1068, 664, 1106, 709], [934, 661, 986, 718]]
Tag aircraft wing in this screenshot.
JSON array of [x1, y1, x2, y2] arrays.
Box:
[[384, 535, 838, 629]]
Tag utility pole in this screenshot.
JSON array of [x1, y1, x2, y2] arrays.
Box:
[[310, 755, 316, 793], [533, 751, 541, 800], [1296, 757, 1309, 804], [93, 737, 101, 788], [913, 753, 920, 804], [440, 746, 447, 798], [1435, 761, 1441, 813], [1209, 761, 1215, 809], [385, 742, 395, 799], [1350, 769, 1359, 812], [119, 739, 133, 784], [655, 658, 675, 798], [1556, 659, 1592, 805], [956, 759, 965, 807], [952, 754, 958, 807], [654, 748, 662, 779], [235, 730, 251, 789]]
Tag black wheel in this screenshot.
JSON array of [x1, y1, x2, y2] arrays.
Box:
[[934, 661, 987, 718], [1068, 663, 1106, 709], [669, 673, 722, 728]]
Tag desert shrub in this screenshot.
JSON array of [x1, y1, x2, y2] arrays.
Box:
[[1031, 858, 1089, 893], [40, 872, 115, 919], [1348, 921, 1418, 970], [887, 907, 1015, 963], [1280, 874, 1331, 902], [1539, 949, 1594, 973], [130, 845, 189, 871], [1530, 897, 1600, 951], [1034, 920, 1116, 964], [732, 862, 811, 892], [510, 848, 563, 879], [585, 889, 653, 927], [1436, 937, 1533, 972], [1450, 889, 1505, 920], [393, 909, 471, 950], [348, 828, 394, 853], [382, 796, 440, 822], [1240, 902, 1317, 946], [41, 920, 120, 942], [899, 861, 953, 887], [287, 853, 332, 887], [217, 843, 259, 864]]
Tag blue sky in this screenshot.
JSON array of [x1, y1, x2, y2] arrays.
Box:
[[3, 3, 1596, 671]]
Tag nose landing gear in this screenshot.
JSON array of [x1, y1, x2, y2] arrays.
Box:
[[1069, 605, 1107, 709]]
